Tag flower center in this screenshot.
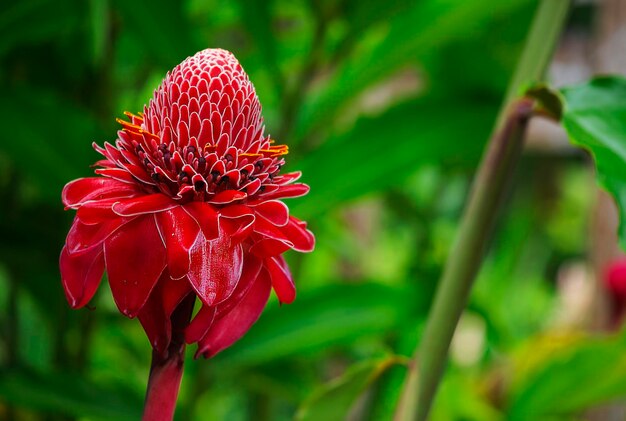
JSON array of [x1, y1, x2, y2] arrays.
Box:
[[115, 112, 288, 203]]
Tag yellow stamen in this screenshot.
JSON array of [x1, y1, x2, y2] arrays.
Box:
[[241, 143, 288, 158], [260, 144, 289, 156], [116, 112, 158, 140], [116, 118, 143, 132]]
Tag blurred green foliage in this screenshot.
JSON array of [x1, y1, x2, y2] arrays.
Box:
[[560, 77, 626, 250], [1, 0, 625, 420]]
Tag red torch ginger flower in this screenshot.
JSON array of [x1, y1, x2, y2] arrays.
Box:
[[604, 258, 626, 328], [60, 49, 314, 359]]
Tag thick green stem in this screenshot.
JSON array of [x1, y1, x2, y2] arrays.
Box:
[[503, 0, 571, 108], [397, 98, 533, 421], [394, 1, 571, 420]]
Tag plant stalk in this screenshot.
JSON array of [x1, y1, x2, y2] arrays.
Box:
[[394, 1, 571, 420], [143, 347, 186, 421], [142, 294, 195, 421], [397, 98, 533, 421]]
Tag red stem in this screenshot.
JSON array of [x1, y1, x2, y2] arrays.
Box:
[[143, 347, 186, 421], [142, 294, 195, 421]]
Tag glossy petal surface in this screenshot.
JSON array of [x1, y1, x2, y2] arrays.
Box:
[[250, 237, 293, 258], [138, 272, 193, 354], [280, 217, 315, 252], [265, 256, 295, 304], [112, 194, 177, 216], [188, 229, 243, 306], [184, 305, 217, 344], [252, 200, 289, 226], [184, 201, 219, 241], [66, 217, 128, 254], [197, 268, 272, 358], [60, 245, 105, 308], [156, 206, 201, 279], [76, 199, 119, 224], [62, 177, 140, 208], [104, 215, 167, 317]]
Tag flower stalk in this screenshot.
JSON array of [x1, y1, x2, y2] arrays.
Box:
[[142, 294, 195, 421], [143, 348, 185, 421], [395, 1, 571, 420]]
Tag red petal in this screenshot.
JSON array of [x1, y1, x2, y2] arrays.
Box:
[[60, 245, 105, 308], [184, 201, 219, 241], [265, 256, 295, 304], [95, 168, 140, 184], [255, 183, 309, 201], [221, 216, 255, 244], [66, 217, 128, 255], [162, 275, 195, 316], [280, 217, 315, 253], [104, 215, 167, 317], [207, 190, 246, 205], [155, 206, 201, 279], [273, 171, 302, 185], [94, 159, 115, 168], [219, 205, 253, 218], [196, 267, 272, 358], [188, 229, 243, 306], [138, 273, 193, 354], [125, 164, 155, 185], [76, 199, 119, 224], [250, 200, 289, 226], [112, 194, 177, 217], [219, 206, 255, 244], [249, 237, 293, 258], [184, 305, 216, 344], [214, 254, 263, 318], [240, 178, 262, 196], [62, 177, 140, 208], [137, 278, 170, 354], [253, 216, 290, 242]]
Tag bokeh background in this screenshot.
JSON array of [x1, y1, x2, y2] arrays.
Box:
[[1, 0, 626, 420]]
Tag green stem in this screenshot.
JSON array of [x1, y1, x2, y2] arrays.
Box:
[[394, 1, 571, 420], [503, 0, 571, 108], [400, 98, 534, 421]]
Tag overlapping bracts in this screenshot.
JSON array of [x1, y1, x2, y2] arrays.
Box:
[[60, 49, 314, 358]]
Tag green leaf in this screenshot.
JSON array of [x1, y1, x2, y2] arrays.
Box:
[[89, 0, 110, 66], [111, 0, 198, 67], [0, 87, 101, 202], [0, 0, 83, 57], [507, 331, 626, 419], [339, 0, 414, 35], [295, 355, 407, 421], [294, 0, 531, 140], [0, 367, 142, 420], [215, 283, 412, 367], [559, 76, 626, 250], [291, 98, 497, 219], [235, 0, 283, 96], [431, 370, 502, 421]]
